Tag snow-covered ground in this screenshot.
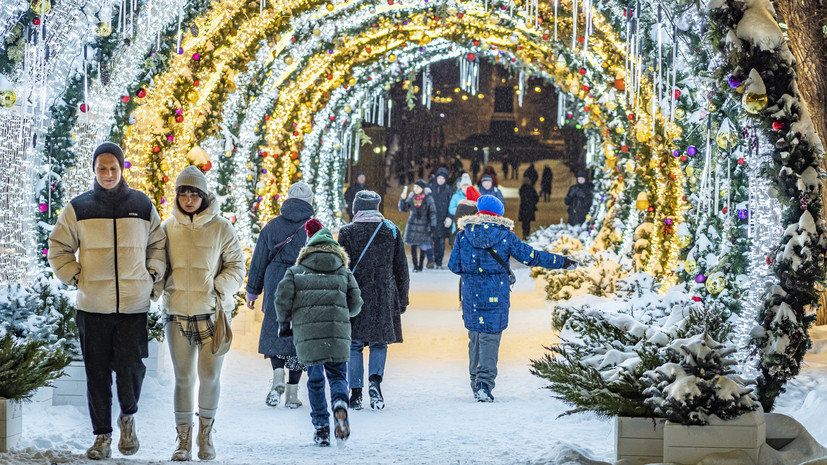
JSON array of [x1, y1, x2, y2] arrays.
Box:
[[3, 268, 827, 465]]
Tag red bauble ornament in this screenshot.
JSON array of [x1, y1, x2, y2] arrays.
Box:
[[722, 207, 729, 214], [292, 130, 299, 136], [737, 158, 745, 165], [290, 151, 299, 160], [264, 115, 270, 121], [121, 95, 130, 103], [163, 176, 169, 182], [566, 112, 573, 119], [467, 53, 476, 61], [202, 161, 212, 171], [647, 206, 654, 212], [137, 88, 147, 98], [327, 74, 333, 80], [33, 17, 41, 25], [578, 67, 586, 75], [582, 85, 590, 92], [542, 34, 549, 41], [772, 121, 785, 131], [261, 151, 268, 158], [152, 145, 161, 153], [577, 36, 584, 43], [193, 80, 200, 87], [175, 115, 184, 123], [329, 116, 336, 121], [583, 106, 591, 112], [673, 89, 681, 99], [365, 47, 371, 53], [472, 40, 479, 46], [457, 13, 464, 18], [691, 296, 702, 302], [680, 155, 688, 162], [621, 145, 630, 153], [627, 113, 635, 120], [766, 256, 772, 264]]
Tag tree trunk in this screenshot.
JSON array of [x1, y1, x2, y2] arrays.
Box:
[[774, 0, 827, 324]]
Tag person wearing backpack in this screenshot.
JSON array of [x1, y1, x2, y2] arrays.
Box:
[[246, 182, 314, 408], [448, 195, 577, 402], [275, 220, 363, 446], [338, 191, 409, 411]]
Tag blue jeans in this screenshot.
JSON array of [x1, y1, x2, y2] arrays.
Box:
[[433, 236, 447, 266], [348, 341, 387, 389], [306, 362, 348, 429]]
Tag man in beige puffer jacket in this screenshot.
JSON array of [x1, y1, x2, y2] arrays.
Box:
[[48, 142, 166, 460]]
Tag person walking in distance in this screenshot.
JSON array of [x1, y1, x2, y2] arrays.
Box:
[[344, 172, 370, 222], [429, 167, 453, 269], [524, 162, 539, 186], [399, 180, 437, 271], [518, 176, 540, 239], [338, 191, 409, 410], [48, 142, 166, 460], [246, 182, 315, 409], [448, 195, 576, 402], [540, 165, 553, 202], [564, 170, 594, 226], [477, 174, 505, 207], [276, 220, 363, 446], [158, 166, 245, 461]]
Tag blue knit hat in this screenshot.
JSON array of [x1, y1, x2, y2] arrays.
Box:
[[477, 195, 504, 217]]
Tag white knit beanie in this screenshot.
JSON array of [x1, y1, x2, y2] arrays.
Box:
[[287, 181, 314, 206], [175, 166, 209, 194]]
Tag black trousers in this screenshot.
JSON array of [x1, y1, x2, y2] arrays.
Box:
[[521, 220, 532, 239], [76, 310, 148, 435]]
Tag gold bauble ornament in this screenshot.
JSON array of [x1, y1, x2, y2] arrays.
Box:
[[0, 90, 17, 108], [284, 56, 294, 65], [688, 176, 697, 184], [685, 166, 695, 176], [247, 174, 254, 181], [636, 130, 651, 143], [160, 162, 170, 171], [715, 118, 738, 150], [348, 77, 356, 86], [674, 107, 685, 119], [684, 259, 697, 274], [343, 105, 352, 113], [706, 101, 718, 113], [95, 22, 112, 37], [635, 192, 649, 211], [388, 54, 396, 62], [605, 156, 617, 169], [312, 28, 321, 36], [676, 235, 691, 248], [648, 158, 658, 169], [624, 161, 635, 172], [611, 230, 622, 242], [742, 92, 768, 114], [123, 125, 131, 137], [30, 0, 51, 15], [186, 90, 198, 103], [325, 2, 334, 11], [383, 83, 392, 92], [488, 14, 500, 24], [705, 272, 726, 295], [419, 35, 432, 45], [615, 126, 625, 134]]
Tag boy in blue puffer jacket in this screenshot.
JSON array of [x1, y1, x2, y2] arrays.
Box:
[[448, 195, 576, 402]]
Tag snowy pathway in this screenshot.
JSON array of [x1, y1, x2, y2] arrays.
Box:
[[6, 269, 827, 465], [2, 268, 615, 465]]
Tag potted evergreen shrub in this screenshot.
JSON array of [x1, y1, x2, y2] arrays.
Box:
[[0, 332, 70, 452], [643, 333, 762, 464]]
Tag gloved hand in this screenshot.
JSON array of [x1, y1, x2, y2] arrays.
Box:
[[443, 217, 452, 228], [401, 186, 408, 199], [562, 256, 578, 270], [246, 292, 258, 310], [278, 322, 293, 338]]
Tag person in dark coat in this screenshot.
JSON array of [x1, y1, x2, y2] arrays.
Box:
[[275, 221, 362, 446], [399, 180, 437, 271], [478, 174, 506, 207], [500, 155, 509, 180], [470, 157, 481, 184], [510, 157, 520, 180], [448, 195, 576, 402], [540, 165, 553, 202], [429, 167, 453, 269], [524, 163, 539, 186], [338, 191, 410, 411], [518, 176, 539, 239], [343, 172, 369, 221], [479, 165, 498, 187], [564, 169, 594, 226], [246, 182, 314, 408]]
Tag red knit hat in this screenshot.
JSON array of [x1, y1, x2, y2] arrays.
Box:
[[305, 218, 323, 238], [464, 185, 481, 203]]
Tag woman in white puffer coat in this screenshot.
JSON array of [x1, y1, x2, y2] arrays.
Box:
[[157, 166, 245, 462]]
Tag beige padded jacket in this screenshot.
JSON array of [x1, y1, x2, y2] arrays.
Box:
[[48, 183, 166, 314], [158, 194, 246, 317]]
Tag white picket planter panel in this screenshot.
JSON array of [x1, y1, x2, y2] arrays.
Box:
[[663, 407, 765, 464], [615, 416, 665, 465], [0, 397, 23, 452]]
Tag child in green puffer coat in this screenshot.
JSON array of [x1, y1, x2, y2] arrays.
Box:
[[275, 219, 363, 446]]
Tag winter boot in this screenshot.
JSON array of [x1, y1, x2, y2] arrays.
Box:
[[197, 416, 216, 460], [171, 423, 192, 461], [266, 368, 286, 407], [86, 434, 112, 460], [426, 262, 435, 269], [314, 426, 330, 446], [368, 375, 385, 410], [284, 383, 302, 408], [475, 381, 494, 403], [349, 388, 363, 410], [117, 414, 140, 455], [332, 400, 350, 443]]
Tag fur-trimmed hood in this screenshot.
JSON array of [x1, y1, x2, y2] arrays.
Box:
[[296, 242, 350, 272], [457, 214, 514, 230]]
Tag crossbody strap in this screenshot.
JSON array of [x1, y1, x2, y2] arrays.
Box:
[[352, 222, 383, 274], [485, 247, 516, 286], [267, 223, 305, 263]]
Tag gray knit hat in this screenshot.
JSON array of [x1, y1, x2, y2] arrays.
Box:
[[176, 165, 209, 194], [353, 190, 381, 214], [287, 181, 314, 206], [91, 142, 125, 170]]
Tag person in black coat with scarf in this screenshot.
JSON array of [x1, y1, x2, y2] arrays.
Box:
[[518, 176, 540, 238], [399, 179, 437, 271], [246, 182, 314, 408], [338, 191, 410, 410], [428, 167, 453, 269], [344, 172, 370, 221], [564, 169, 594, 226]]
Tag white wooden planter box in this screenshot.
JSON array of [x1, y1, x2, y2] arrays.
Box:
[[615, 416, 666, 465], [0, 397, 23, 452], [663, 407, 765, 465], [53, 339, 165, 406]]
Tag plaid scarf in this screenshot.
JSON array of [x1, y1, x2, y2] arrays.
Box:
[[165, 314, 214, 346]]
